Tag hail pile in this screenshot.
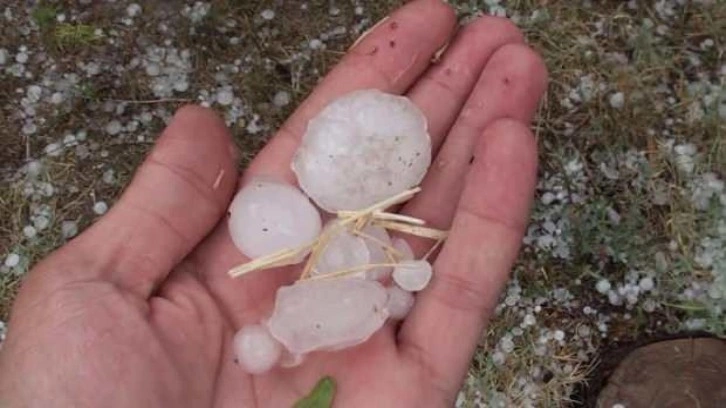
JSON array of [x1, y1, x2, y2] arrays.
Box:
[[226, 90, 444, 374]]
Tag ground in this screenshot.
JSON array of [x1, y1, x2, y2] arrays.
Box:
[[0, 1, 725, 407]]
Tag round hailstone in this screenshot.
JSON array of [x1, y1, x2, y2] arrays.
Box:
[[393, 260, 433, 292], [267, 279, 389, 355], [292, 89, 431, 212], [312, 223, 370, 279], [233, 324, 283, 374], [228, 178, 322, 260], [386, 285, 414, 320]]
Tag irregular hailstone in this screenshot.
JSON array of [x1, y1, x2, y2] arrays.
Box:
[[312, 222, 370, 279], [266, 279, 389, 355], [386, 285, 414, 320], [292, 89, 431, 212], [311, 223, 393, 280], [393, 260, 433, 292], [228, 178, 322, 260], [233, 324, 283, 374]]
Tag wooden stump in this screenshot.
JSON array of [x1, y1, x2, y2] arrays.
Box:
[[596, 338, 726, 408]]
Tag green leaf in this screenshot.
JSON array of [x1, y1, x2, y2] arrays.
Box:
[[293, 376, 337, 408]]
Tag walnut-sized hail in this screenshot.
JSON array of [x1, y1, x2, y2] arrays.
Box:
[[292, 89, 431, 212]]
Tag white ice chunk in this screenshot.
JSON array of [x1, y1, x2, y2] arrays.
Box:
[[228, 178, 322, 260], [267, 279, 389, 355], [292, 89, 431, 212], [312, 223, 370, 279], [233, 324, 283, 374], [392, 237, 414, 261], [385, 285, 414, 319], [361, 225, 393, 280], [393, 260, 433, 292]]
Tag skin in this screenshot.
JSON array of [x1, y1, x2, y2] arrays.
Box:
[[0, 1, 548, 407]]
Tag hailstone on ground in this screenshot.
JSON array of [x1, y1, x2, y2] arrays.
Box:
[[228, 178, 322, 260], [385, 285, 415, 319], [393, 260, 433, 292], [266, 279, 389, 355], [292, 89, 431, 212], [233, 324, 283, 374]]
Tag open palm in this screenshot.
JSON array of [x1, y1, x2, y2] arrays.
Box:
[[0, 1, 547, 407]]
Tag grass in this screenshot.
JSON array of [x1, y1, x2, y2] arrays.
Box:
[[1, 1, 725, 407]]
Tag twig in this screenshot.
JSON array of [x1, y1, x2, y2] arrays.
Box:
[[305, 262, 400, 281], [372, 220, 449, 240], [228, 245, 310, 278]]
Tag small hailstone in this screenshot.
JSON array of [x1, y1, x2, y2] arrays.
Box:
[[500, 336, 515, 353], [392, 238, 414, 261], [292, 89, 431, 212], [228, 178, 322, 260], [16, 52, 28, 64], [33, 215, 50, 231], [267, 278, 389, 355], [596, 279, 611, 294], [491, 351, 506, 366], [393, 260, 433, 292], [609, 92, 625, 109], [385, 285, 414, 319], [308, 39, 323, 50], [106, 120, 122, 135], [127, 4, 142, 17], [93, 201, 109, 215], [233, 324, 283, 374], [50, 92, 64, 104], [553, 330, 565, 341], [61, 221, 79, 239], [23, 225, 37, 238], [523, 314, 536, 326], [102, 169, 116, 184], [216, 89, 234, 106], [260, 9, 275, 20], [4, 254, 20, 268], [145, 63, 161, 77], [272, 91, 291, 107], [639, 277, 654, 291]]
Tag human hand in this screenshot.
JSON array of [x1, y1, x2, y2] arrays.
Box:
[[0, 1, 547, 406]]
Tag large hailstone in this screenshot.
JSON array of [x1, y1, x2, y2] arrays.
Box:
[[292, 89, 431, 212], [233, 324, 283, 374], [228, 178, 322, 260], [266, 279, 389, 355]]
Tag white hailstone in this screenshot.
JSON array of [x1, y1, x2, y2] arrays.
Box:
[[50, 92, 64, 104], [0, 48, 7, 65], [266, 279, 389, 355], [127, 4, 142, 17], [553, 330, 565, 341], [292, 90, 431, 212], [106, 120, 122, 135], [500, 336, 515, 353], [639, 276, 654, 291], [233, 324, 283, 374], [609, 92, 625, 109], [308, 39, 324, 50], [228, 178, 322, 260], [216, 89, 234, 106], [16, 52, 28, 64], [260, 9, 275, 20], [312, 223, 370, 279], [22, 123, 37, 135], [361, 225, 393, 280], [523, 314, 536, 326], [595, 279, 611, 294], [145, 63, 161, 77], [272, 91, 291, 107], [392, 238, 414, 261], [385, 285, 414, 320], [4, 254, 20, 268], [61, 221, 79, 239], [93, 201, 108, 215], [23, 225, 37, 238], [393, 260, 433, 292], [103, 169, 116, 184], [33, 215, 50, 231]]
